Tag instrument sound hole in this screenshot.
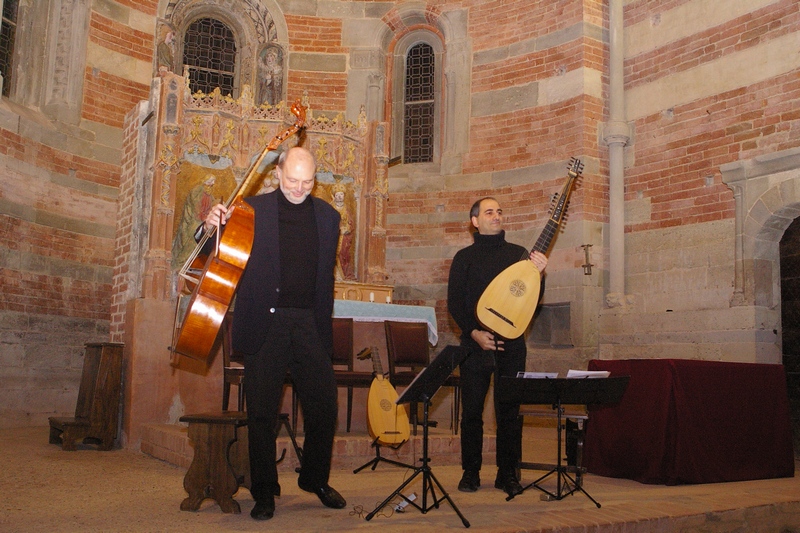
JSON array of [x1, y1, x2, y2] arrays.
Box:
[[509, 279, 526, 297]]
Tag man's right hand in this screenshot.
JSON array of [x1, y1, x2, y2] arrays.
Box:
[[471, 329, 504, 351], [203, 204, 229, 232]]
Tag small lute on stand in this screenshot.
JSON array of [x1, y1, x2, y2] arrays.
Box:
[[476, 157, 583, 340], [358, 347, 410, 446], [170, 100, 307, 364]]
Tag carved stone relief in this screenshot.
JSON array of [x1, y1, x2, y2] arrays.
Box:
[[256, 44, 284, 106]]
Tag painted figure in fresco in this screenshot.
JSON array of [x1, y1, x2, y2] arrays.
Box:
[[171, 174, 216, 270], [157, 26, 175, 74], [331, 180, 355, 280], [258, 46, 283, 106]]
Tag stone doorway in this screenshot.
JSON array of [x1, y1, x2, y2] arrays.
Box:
[[781, 217, 800, 456]]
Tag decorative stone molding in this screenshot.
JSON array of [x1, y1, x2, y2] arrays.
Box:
[[721, 147, 800, 307]]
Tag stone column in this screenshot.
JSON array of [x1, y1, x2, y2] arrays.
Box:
[[603, 0, 630, 303]]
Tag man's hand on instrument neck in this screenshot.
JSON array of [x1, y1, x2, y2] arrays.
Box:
[[529, 251, 548, 273], [203, 203, 230, 232], [472, 329, 504, 351]]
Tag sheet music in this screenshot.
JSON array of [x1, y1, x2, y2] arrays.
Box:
[[566, 369, 610, 379], [517, 371, 559, 379]]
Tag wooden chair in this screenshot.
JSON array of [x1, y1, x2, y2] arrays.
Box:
[[49, 342, 124, 450], [383, 321, 461, 434], [330, 317, 373, 432]]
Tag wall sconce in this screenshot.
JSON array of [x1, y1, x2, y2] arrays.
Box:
[[581, 244, 593, 276]]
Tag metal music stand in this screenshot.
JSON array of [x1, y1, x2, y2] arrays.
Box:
[[498, 375, 630, 507], [365, 345, 471, 528]]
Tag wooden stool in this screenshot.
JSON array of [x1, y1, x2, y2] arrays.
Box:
[[179, 411, 304, 513], [179, 411, 249, 513]]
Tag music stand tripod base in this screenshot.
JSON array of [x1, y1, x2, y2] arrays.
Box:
[[364, 346, 471, 528], [353, 436, 414, 473], [499, 375, 630, 509], [511, 462, 599, 508]]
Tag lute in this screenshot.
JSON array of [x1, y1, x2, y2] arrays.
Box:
[[475, 157, 583, 340], [358, 347, 410, 446]]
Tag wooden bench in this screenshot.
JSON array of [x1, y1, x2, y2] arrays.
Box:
[[179, 411, 302, 514], [49, 342, 124, 451]]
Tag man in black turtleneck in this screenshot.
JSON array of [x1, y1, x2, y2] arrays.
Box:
[[447, 197, 548, 498], [202, 146, 345, 521]]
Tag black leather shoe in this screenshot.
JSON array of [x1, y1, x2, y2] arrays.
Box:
[[298, 482, 347, 509], [494, 475, 523, 498], [250, 495, 275, 520], [457, 470, 480, 492]]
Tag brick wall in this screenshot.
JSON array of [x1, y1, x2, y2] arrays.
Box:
[[3, 0, 799, 428], [597, 0, 800, 362], [0, 127, 118, 426], [286, 14, 348, 111], [386, 1, 607, 356], [623, 1, 799, 235], [624, 1, 799, 232], [0, 1, 156, 426], [84, 12, 152, 129], [111, 103, 144, 340], [113, 0, 158, 16], [384, 0, 799, 368]]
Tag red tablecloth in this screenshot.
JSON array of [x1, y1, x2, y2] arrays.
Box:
[[584, 359, 794, 485]]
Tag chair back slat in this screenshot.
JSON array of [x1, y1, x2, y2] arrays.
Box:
[[331, 317, 354, 370], [384, 321, 429, 377], [221, 310, 244, 366], [74, 345, 103, 419]]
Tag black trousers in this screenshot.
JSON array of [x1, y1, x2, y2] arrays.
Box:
[[459, 341, 525, 475], [243, 308, 338, 502]]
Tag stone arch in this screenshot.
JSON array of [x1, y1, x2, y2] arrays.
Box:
[[750, 187, 800, 309], [352, 4, 470, 173], [389, 30, 444, 162], [160, 0, 287, 96], [722, 147, 800, 308]]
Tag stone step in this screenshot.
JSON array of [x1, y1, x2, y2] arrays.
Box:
[[141, 420, 558, 472]]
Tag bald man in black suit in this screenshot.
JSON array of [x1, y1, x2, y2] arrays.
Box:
[[203, 146, 345, 520]]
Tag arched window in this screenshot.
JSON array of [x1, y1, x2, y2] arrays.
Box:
[[390, 31, 443, 165], [182, 17, 237, 96], [404, 43, 435, 163], [0, 0, 19, 97]]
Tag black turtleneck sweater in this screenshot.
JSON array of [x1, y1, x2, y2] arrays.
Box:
[[276, 191, 318, 308], [447, 230, 530, 346]]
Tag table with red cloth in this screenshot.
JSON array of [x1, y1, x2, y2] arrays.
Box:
[[583, 359, 794, 485]]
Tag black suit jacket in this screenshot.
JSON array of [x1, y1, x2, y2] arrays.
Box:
[[231, 190, 341, 356]]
